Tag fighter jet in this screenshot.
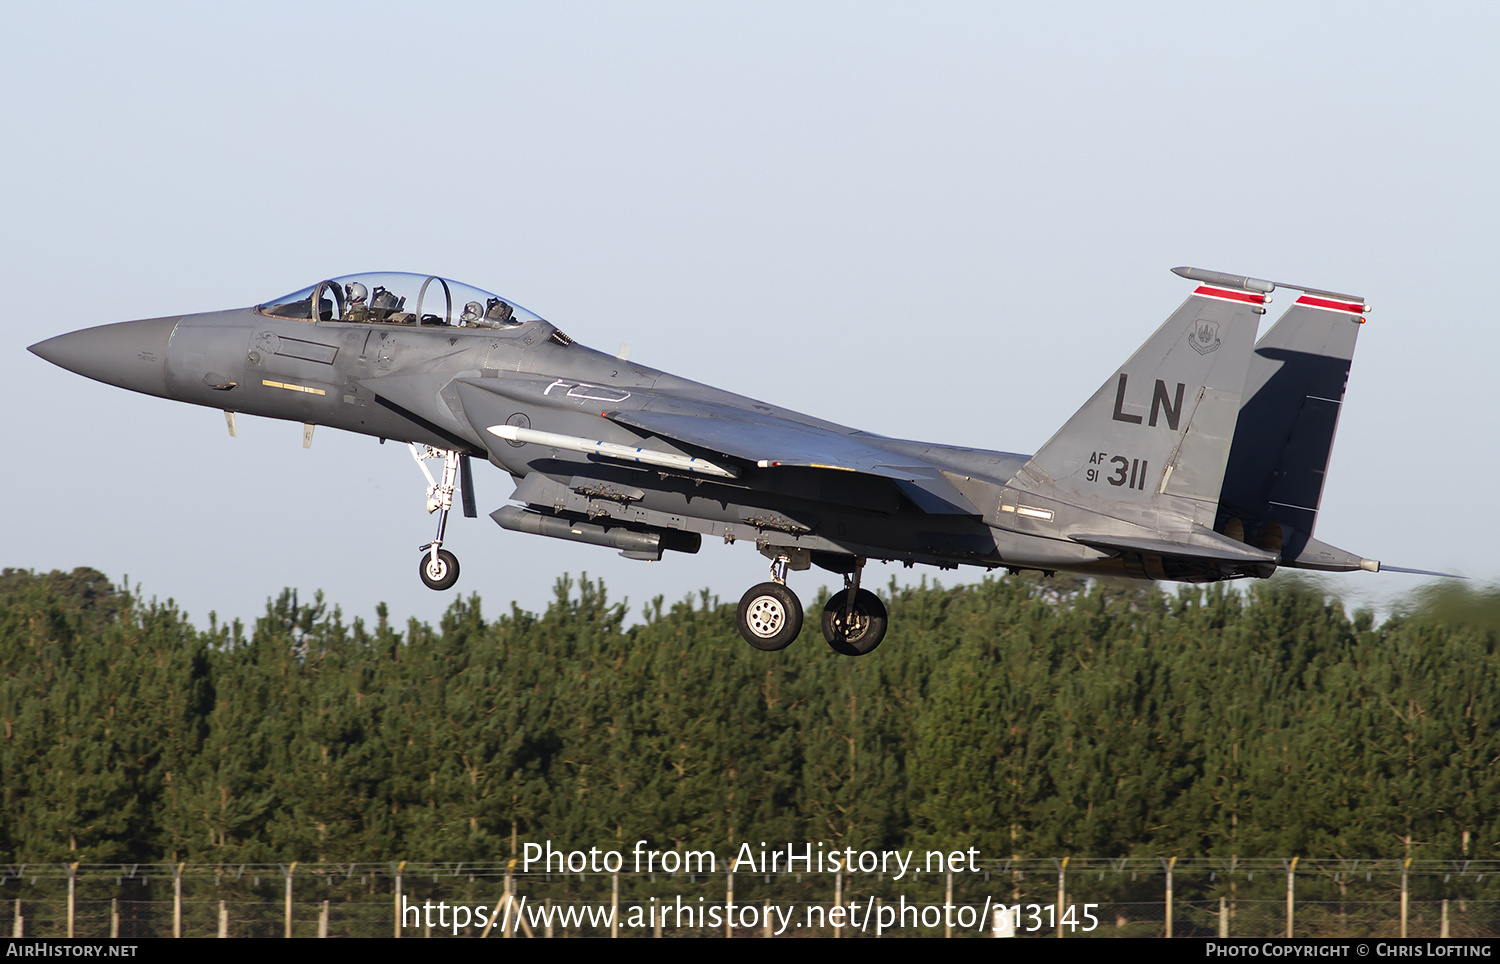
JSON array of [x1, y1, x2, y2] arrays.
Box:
[[28, 267, 1423, 656]]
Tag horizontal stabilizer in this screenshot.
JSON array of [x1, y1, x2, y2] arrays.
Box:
[[1279, 535, 1372, 572], [1070, 529, 1279, 565], [1255, 535, 1461, 578]]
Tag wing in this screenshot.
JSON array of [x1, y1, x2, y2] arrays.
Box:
[[454, 376, 980, 515]]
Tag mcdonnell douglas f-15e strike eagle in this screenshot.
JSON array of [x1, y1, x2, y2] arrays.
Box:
[[29, 266, 1435, 656]]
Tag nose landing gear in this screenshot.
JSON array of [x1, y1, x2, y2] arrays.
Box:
[[411, 444, 463, 591]]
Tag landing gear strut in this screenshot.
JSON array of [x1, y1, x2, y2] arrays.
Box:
[[735, 553, 803, 651], [411, 444, 461, 591], [821, 557, 887, 656]]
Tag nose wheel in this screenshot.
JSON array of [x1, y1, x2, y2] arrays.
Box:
[[419, 548, 460, 591]]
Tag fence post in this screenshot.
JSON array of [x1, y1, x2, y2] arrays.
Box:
[[945, 870, 953, 938], [111, 897, 119, 939], [503, 869, 514, 938], [284, 861, 296, 938], [12, 897, 22, 937], [1219, 896, 1228, 938], [1165, 856, 1175, 938], [319, 899, 329, 938], [1400, 858, 1410, 939], [174, 863, 184, 939], [66, 862, 76, 939], [218, 900, 227, 938], [1285, 857, 1298, 938], [726, 867, 734, 938], [1441, 898, 1449, 938], [834, 866, 843, 938], [611, 871, 619, 939], [1056, 857, 1068, 939], [393, 860, 405, 939]]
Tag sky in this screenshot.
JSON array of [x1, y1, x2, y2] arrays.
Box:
[[3, 2, 1495, 631]]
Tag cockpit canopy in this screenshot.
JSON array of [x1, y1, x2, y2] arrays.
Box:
[[257, 272, 544, 329]]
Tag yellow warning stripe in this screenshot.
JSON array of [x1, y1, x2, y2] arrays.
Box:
[[261, 379, 326, 396]]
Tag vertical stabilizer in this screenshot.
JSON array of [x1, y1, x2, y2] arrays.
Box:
[[1218, 291, 1366, 559], [1013, 272, 1265, 530]]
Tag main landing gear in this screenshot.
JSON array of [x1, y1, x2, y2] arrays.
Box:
[[412, 444, 461, 590], [737, 554, 803, 651], [734, 554, 888, 656], [822, 579, 888, 657]]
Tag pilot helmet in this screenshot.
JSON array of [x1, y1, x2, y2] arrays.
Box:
[[461, 301, 483, 325], [346, 282, 368, 305]]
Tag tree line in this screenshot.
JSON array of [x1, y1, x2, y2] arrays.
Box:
[[2, 566, 1496, 865]]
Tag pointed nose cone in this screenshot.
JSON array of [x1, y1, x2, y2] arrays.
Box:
[[29, 316, 179, 399]]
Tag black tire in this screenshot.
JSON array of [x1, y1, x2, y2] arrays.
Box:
[[821, 588, 888, 656], [736, 582, 803, 651], [419, 549, 460, 591]]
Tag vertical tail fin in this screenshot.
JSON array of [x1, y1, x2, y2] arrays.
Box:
[[1013, 270, 1266, 530], [1218, 290, 1367, 560]]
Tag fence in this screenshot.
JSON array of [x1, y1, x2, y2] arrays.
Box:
[[4, 858, 1499, 938]]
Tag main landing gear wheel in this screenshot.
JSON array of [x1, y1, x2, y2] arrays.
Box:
[[736, 582, 803, 651], [821, 588, 887, 656], [419, 549, 460, 591]]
